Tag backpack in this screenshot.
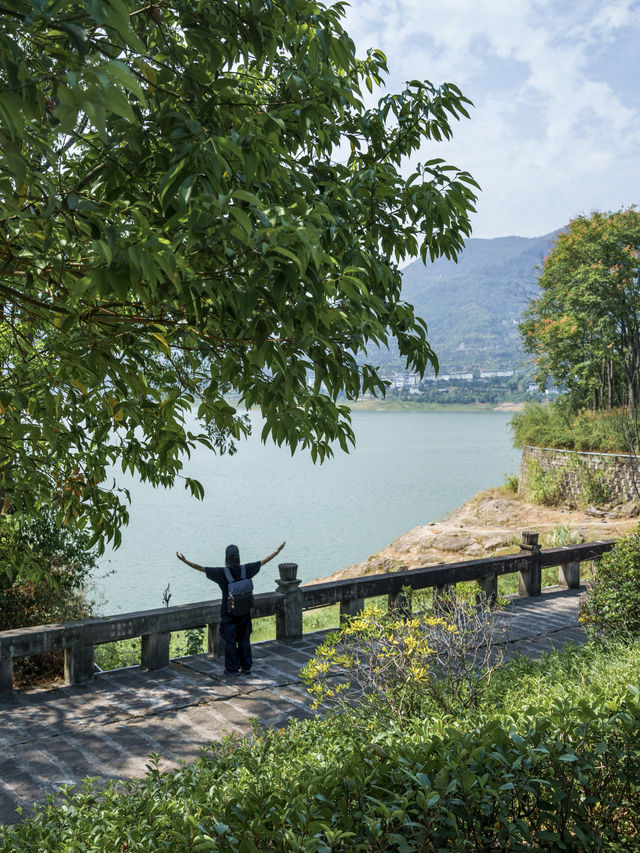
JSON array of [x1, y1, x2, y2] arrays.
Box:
[[223, 564, 254, 616]]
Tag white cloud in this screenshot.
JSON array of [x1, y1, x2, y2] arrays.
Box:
[[342, 0, 640, 237]]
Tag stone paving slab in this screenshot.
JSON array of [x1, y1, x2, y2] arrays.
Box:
[[0, 588, 587, 825]]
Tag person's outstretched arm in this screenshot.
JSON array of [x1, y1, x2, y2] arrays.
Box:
[[260, 541, 286, 566], [176, 552, 205, 573]]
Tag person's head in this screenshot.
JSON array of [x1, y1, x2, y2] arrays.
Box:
[[225, 544, 240, 570]]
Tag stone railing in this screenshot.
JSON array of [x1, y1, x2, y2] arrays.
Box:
[[0, 535, 614, 697]]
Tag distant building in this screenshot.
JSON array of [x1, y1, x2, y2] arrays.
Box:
[[480, 370, 514, 379], [431, 372, 473, 382], [392, 372, 420, 390]]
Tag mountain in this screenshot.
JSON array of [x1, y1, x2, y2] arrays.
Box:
[[381, 231, 560, 374]]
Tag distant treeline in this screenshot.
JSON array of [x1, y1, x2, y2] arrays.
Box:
[[390, 374, 539, 406]]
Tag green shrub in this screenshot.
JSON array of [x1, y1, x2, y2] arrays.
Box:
[[502, 472, 519, 493], [524, 458, 565, 506], [511, 402, 628, 452], [485, 638, 640, 717], [580, 527, 640, 636], [0, 512, 97, 686], [511, 400, 574, 449], [302, 596, 504, 720], [566, 455, 612, 507]]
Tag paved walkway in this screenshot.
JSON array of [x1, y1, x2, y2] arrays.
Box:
[[0, 587, 587, 825]]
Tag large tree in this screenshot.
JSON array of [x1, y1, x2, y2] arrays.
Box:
[[521, 209, 640, 412], [0, 0, 478, 579]]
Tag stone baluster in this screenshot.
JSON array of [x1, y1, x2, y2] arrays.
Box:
[[558, 559, 581, 589], [519, 531, 541, 596], [340, 596, 364, 623], [0, 646, 13, 697], [64, 643, 95, 684], [275, 563, 303, 643], [207, 620, 224, 657], [477, 573, 498, 604], [141, 632, 170, 671], [433, 583, 454, 614], [388, 589, 411, 617]]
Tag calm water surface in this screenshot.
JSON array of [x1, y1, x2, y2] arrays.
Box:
[[95, 410, 521, 613]]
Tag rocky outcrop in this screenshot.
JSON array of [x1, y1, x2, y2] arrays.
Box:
[[314, 488, 640, 584]]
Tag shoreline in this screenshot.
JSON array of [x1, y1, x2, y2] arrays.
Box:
[[312, 486, 639, 586], [227, 397, 526, 414], [345, 399, 525, 413]]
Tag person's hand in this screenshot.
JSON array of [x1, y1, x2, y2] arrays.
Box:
[[176, 552, 185, 562], [278, 541, 285, 552]]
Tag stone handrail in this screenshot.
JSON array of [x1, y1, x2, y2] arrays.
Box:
[[0, 534, 615, 697]]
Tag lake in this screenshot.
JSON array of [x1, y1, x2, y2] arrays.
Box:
[[94, 409, 522, 614]]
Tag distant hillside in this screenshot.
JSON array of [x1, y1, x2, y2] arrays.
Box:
[[375, 231, 560, 374]]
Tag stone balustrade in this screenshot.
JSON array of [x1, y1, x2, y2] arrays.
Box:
[[0, 534, 615, 697]]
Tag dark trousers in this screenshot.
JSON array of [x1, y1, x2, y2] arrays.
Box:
[[220, 614, 252, 672]]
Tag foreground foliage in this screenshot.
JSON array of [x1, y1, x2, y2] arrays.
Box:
[[580, 525, 640, 637], [0, 0, 477, 580], [3, 636, 640, 850], [2, 681, 639, 850]]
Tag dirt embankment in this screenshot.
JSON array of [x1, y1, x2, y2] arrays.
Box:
[[314, 488, 640, 584]]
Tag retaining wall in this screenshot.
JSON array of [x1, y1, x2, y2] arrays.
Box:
[[519, 445, 640, 505]]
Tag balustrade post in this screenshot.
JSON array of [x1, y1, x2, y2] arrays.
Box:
[[207, 621, 224, 658], [141, 632, 170, 671], [558, 560, 581, 589], [519, 531, 541, 596], [64, 643, 95, 685], [388, 590, 411, 617], [275, 563, 303, 643], [433, 583, 454, 614], [477, 573, 498, 604], [340, 597, 364, 624], [0, 646, 13, 698]]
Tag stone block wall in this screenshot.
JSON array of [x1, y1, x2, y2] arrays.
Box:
[[518, 445, 640, 506]]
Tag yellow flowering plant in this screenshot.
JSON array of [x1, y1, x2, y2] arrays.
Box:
[[301, 590, 505, 721]]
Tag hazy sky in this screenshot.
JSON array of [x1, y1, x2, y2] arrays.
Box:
[[343, 0, 640, 239]]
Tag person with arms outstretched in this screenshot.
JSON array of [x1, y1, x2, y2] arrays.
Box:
[[176, 541, 285, 676]]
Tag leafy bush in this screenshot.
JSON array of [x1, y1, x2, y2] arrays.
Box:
[[580, 526, 640, 636], [502, 472, 519, 493], [568, 455, 612, 507], [524, 458, 565, 506], [0, 512, 97, 686], [484, 637, 640, 718], [301, 595, 504, 719], [511, 402, 628, 452], [94, 638, 142, 671]]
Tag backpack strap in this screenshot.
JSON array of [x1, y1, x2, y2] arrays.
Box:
[[222, 565, 247, 583]]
